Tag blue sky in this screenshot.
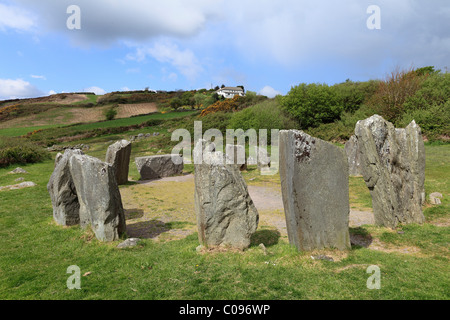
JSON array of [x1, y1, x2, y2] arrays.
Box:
[[0, 0, 449, 100]]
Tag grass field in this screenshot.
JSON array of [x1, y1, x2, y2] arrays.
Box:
[[0, 138, 448, 300]]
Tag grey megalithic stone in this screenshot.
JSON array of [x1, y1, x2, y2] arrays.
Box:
[[354, 115, 425, 228], [135, 154, 183, 180], [105, 140, 132, 185], [47, 149, 84, 226], [69, 154, 126, 242], [255, 146, 271, 172], [225, 144, 247, 171], [194, 140, 259, 250], [279, 130, 351, 251], [345, 135, 362, 176]]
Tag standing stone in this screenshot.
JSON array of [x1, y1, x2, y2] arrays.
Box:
[[354, 115, 425, 228], [345, 135, 362, 176], [194, 140, 259, 250], [135, 155, 183, 180], [105, 140, 132, 185], [255, 146, 271, 171], [69, 154, 126, 242], [279, 130, 351, 251], [226, 144, 247, 171], [47, 149, 84, 226]]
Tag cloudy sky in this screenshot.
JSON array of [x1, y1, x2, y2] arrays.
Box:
[[0, 0, 449, 99]]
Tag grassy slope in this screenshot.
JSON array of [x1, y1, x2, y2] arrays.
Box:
[[0, 141, 448, 300], [0, 111, 198, 139]]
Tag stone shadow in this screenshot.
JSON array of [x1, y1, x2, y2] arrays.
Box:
[[349, 227, 373, 249], [125, 219, 194, 240], [126, 219, 170, 239], [124, 208, 144, 220], [250, 229, 281, 248]]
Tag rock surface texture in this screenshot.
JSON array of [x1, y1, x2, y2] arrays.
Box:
[[69, 154, 126, 241], [345, 135, 362, 176], [47, 149, 84, 226], [354, 115, 425, 228], [194, 140, 259, 250], [279, 130, 351, 251], [135, 155, 183, 180], [105, 140, 132, 185]]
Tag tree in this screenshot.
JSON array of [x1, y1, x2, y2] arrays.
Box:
[[279, 83, 343, 128], [170, 97, 182, 110]]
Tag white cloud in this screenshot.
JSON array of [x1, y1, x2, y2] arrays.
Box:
[[48, 90, 57, 95], [127, 40, 203, 81], [0, 3, 34, 32], [31, 74, 46, 80], [0, 78, 43, 99], [125, 68, 140, 74], [14, 0, 220, 46], [258, 86, 282, 98], [84, 86, 106, 95]]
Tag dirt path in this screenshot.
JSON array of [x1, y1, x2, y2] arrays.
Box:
[[120, 174, 375, 242]]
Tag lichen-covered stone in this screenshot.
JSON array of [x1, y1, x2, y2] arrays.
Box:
[[225, 144, 247, 171], [69, 154, 126, 241], [355, 115, 425, 228], [47, 149, 84, 226], [105, 140, 131, 185], [194, 140, 259, 250], [345, 135, 362, 176], [135, 155, 183, 180], [279, 130, 351, 251]]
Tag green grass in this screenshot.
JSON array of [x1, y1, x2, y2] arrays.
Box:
[[0, 125, 61, 137], [66, 111, 198, 131], [0, 142, 448, 300]]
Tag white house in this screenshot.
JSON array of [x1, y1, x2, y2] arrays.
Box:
[[216, 86, 245, 99]]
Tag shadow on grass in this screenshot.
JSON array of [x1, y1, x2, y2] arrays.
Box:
[[125, 219, 193, 240], [124, 208, 144, 220], [349, 227, 373, 249], [250, 229, 281, 248]]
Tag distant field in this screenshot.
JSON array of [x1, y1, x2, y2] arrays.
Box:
[[0, 111, 198, 138], [0, 103, 160, 130]]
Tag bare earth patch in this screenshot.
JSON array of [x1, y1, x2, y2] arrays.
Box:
[[119, 174, 378, 246], [1, 102, 159, 129], [116, 103, 158, 118]]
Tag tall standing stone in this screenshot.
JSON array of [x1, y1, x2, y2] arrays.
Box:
[[194, 140, 259, 250], [355, 115, 425, 228], [345, 135, 362, 176], [105, 140, 132, 185], [47, 149, 84, 226], [279, 130, 351, 251], [69, 154, 126, 242]]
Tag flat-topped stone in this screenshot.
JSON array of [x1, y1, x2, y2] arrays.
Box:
[[135, 154, 183, 180], [279, 130, 351, 251]]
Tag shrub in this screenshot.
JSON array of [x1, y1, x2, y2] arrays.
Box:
[[104, 106, 118, 120], [366, 67, 428, 124], [279, 83, 343, 129], [333, 80, 379, 113], [200, 95, 243, 117], [0, 137, 51, 167], [230, 100, 297, 132]]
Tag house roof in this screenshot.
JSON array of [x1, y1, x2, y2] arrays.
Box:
[[217, 87, 244, 92]]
